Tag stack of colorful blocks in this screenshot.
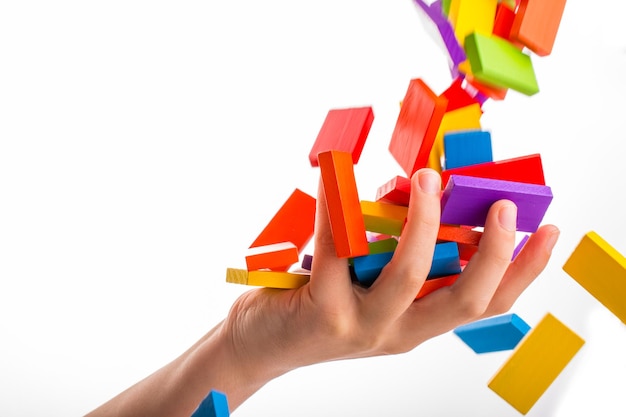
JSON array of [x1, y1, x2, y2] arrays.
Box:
[[215, 0, 626, 415]]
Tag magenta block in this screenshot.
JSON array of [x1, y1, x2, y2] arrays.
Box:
[[440, 175, 553, 232]]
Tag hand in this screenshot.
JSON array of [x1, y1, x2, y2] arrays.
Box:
[[218, 168, 560, 409]]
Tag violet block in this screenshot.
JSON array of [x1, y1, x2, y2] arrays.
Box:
[[440, 175, 553, 232]]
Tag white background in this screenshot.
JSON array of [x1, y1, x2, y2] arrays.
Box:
[[1, 1, 625, 416]]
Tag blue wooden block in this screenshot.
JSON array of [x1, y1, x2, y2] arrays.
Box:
[[453, 313, 531, 354], [191, 390, 230, 417], [352, 250, 394, 287], [428, 241, 461, 279], [444, 129, 493, 170]]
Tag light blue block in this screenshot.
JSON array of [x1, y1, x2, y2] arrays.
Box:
[[191, 390, 230, 417], [444, 129, 493, 170], [453, 313, 531, 354], [428, 241, 461, 279]]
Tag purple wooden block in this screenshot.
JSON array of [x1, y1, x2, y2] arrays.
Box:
[[512, 234, 530, 261], [440, 175, 553, 232], [412, 0, 466, 76]]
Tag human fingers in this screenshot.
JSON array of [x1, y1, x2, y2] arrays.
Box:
[[308, 176, 354, 303], [366, 168, 441, 322], [479, 224, 559, 317]]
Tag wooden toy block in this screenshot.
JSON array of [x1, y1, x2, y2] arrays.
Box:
[[458, 60, 509, 101], [441, 0, 452, 16], [368, 237, 399, 254], [438, 224, 483, 246], [226, 268, 310, 289], [250, 188, 316, 253], [562, 231, 626, 324], [440, 175, 553, 232], [301, 254, 313, 271], [308, 106, 374, 167], [512, 234, 530, 260], [389, 78, 448, 177], [245, 242, 299, 272], [464, 31, 539, 96], [510, 0, 567, 57], [360, 200, 409, 237], [492, 1, 521, 45], [352, 250, 395, 287], [453, 313, 531, 353], [429, 102, 483, 172], [318, 150, 370, 258], [443, 129, 493, 170], [458, 242, 479, 262], [448, 0, 498, 47], [441, 77, 481, 112], [416, 274, 460, 299], [191, 389, 230, 417], [441, 153, 545, 188], [375, 175, 411, 207], [429, 241, 462, 278], [488, 313, 585, 415]]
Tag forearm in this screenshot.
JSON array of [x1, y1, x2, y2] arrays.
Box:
[[84, 320, 278, 417]]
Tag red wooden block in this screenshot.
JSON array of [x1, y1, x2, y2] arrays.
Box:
[[245, 242, 300, 272], [441, 77, 481, 112], [389, 78, 448, 177], [250, 188, 316, 253], [375, 175, 411, 207], [318, 150, 369, 258], [492, 2, 517, 41], [510, 0, 567, 57], [416, 274, 460, 299], [309, 106, 374, 167], [441, 153, 545, 188], [438, 224, 483, 246]]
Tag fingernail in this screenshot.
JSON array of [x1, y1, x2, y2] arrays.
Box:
[[417, 169, 441, 195], [546, 228, 560, 252], [499, 203, 517, 232]]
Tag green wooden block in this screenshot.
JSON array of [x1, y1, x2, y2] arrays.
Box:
[[464, 32, 539, 96], [441, 0, 452, 16]]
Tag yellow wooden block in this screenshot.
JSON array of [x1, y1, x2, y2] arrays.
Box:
[[488, 313, 585, 415], [448, 0, 498, 47], [428, 103, 483, 172], [360, 201, 409, 237], [225, 268, 310, 289], [563, 231, 626, 323]]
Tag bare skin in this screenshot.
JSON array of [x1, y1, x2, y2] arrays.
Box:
[[85, 168, 559, 417]]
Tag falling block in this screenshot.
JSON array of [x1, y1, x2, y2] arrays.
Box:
[[441, 153, 545, 188], [429, 241, 462, 278], [448, 0, 498, 47], [440, 175, 553, 232], [441, 77, 481, 112], [443, 129, 493, 170], [245, 242, 299, 272], [360, 200, 409, 236], [458, 60, 509, 101], [308, 106, 374, 167], [511, 0, 567, 57], [428, 102, 483, 173], [250, 188, 316, 253], [318, 150, 369, 258], [464, 31, 539, 96], [492, 1, 520, 44], [563, 231, 626, 324], [416, 274, 460, 299], [191, 390, 230, 417], [453, 313, 531, 354], [375, 175, 411, 206], [488, 313, 585, 415], [389, 78, 448, 177], [225, 268, 310, 289]]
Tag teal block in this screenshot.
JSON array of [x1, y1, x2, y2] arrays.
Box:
[[453, 313, 531, 354], [428, 241, 461, 279], [444, 129, 493, 170], [464, 32, 539, 96]]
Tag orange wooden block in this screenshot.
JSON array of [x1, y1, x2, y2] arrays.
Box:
[[318, 150, 369, 258], [245, 242, 300, 271], [416, 274, 460, 299], [510, 0, 567, 56], [389, 78, 448, 177], [250, 188, 316, 253], [438, 224, 483, 246]]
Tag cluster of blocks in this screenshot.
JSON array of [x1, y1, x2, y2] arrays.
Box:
[[209, 0, 626, 415]]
